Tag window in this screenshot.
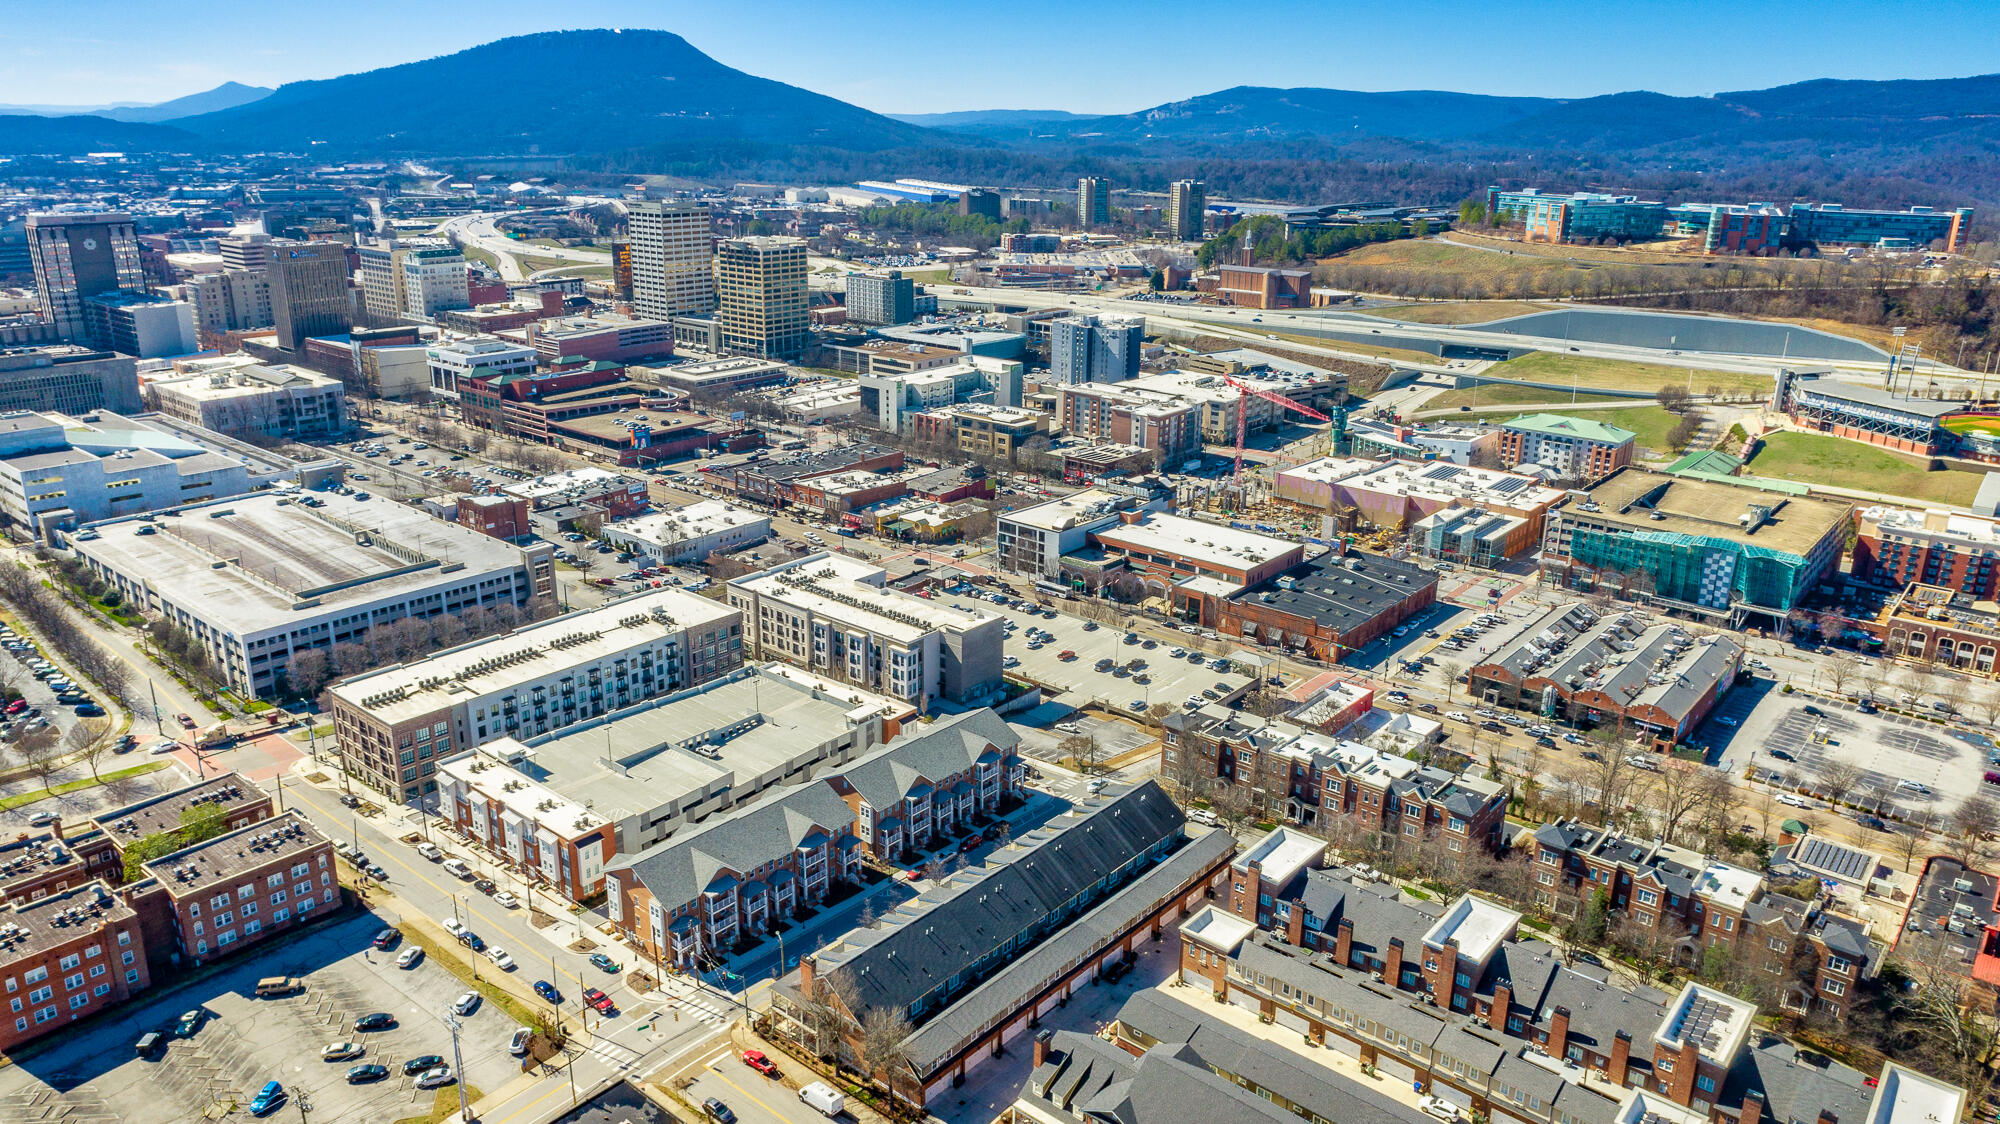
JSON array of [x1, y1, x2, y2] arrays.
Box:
[[69, 994, 87, 1011], [1767, 937, 1787, 952], [1635, 889, 1658, 906], [24, 967, 45, 985], [267, 873, 283, 888], [241, 902, 257, 917], [1827, 955, 1852, 973], [209, 894, 229, 911], [274, 907, 290, 924], [124, 970, 138, 985], [88, 965, 104, 979], [271, 889, 286, 905], [28, 986, 50, 1004], [92, 984, 109, 998], [58, 954, 79, 971], [1822, 978, 1847, 996], [62, 974, 83, 992], [121, 951, 134, 967], [216, 911, 233, 927], [217, 930, 236, 948], [237, 884, 254, 901], [1697, 1076, 1716, 1093], [245, 920, 262, 937], [83, 945, 100, 960]]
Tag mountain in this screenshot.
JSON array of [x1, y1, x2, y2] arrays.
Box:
[[110, 81, 271, 123], [1023, 86, 1560, 144], [167, 29, 937, 154], [0, 114, 200, 155], [0, 82, 271, 122]]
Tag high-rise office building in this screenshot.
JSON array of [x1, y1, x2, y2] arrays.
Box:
[[609, 240, 634, 301], [265, 240, 352, 350], [187, 269, 273, 348], [81, 292, 197, 359], [846, 271, 915, 327], [26, 213, 145, 342], [715, 236, 808, 361], [628, 201, 716, 321], [959, 189, 1003, 221], [217, 234, 273, 273], [1047, 315, 1143, 384], [1168, 180, 1207, 241], [357, 238, 465, 323], [1077, 178, 1110, 228]]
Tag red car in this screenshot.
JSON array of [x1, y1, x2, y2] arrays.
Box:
[[583, 988, 615, 1013], [741, 1050, 777, 1076], [176, 713, 196, 728]]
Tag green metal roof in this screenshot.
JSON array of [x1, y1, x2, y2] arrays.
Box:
[[1664, 450, 1743, 475], [1504, 412, 1639, 445]]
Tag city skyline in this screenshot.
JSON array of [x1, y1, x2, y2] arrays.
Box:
[[5, 0, 1998, 116]]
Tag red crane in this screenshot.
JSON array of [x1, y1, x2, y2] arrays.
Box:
[[1226, 376, 1330, 479]]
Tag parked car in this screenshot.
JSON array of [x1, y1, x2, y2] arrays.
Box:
[[352, 1013, 395, 1032], [175, 1009, 204, 1037], [415, 1065, 456, 1090], [589, 952, 621, 974], [742, 1049, 778, 1076], [248, 1082, 286, 1117], [702, 1098, 737, 1124], [452, 992, 481, 1016], [493, 890, 519, 909], [534, 980, 561, 1003], [1419, 1096, 1463, 1122], [347, 1064, 389, 1084], [371, 928, 400, 950], [403, 1055, 445, 1076], [397, 946, 424, 970], [486, 947, 516, 972], [509, 1027, 534, 1056]]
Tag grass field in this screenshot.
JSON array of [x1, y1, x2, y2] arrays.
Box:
[[458, 245, 501, 272], [1482, 352, 1772, 398], [0, 762, 171, 812], [1369, 300, 1559, 324], [1601, 405, 1696, 458], [1747, 432, 1989, 505], [1943, 415, 2000, 436], [1418, 384, 1627, 413], [1263, 330, 1439, 366]]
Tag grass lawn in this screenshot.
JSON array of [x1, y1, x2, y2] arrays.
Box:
[[1600, 405, 1697, 458], [1419, 384, 1625, 413], [393, 1085, 484, 1124], [512, 254, 576, 275], [1370, 300, 1558, 324], [1748, 432, 1989, 505], [0, 762, 171, 812], [458, 245, 501, 272], [1483, 352, 1771, 398], [1943, 415, 2000, 437], [1263, 330, 1438, 365]]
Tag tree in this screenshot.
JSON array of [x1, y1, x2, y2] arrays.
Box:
[[1650, 760, 1715, 847], [857, 1006, 915, 1089], [1818, 762, 1862, 810], [1439, 661, 1463, 701], [1210, 782, 1254, 838], [68, 719, 116, 784], [1146, 702, 1176, 727], [16, 726, 63, 796], [796, 973, 859, 1065], [1950, 797, 1999, 863], [1825, 659, 1854, 700], [1656, 385, 1693, 413], [286, 649, 333, 700], [1059, 733, 1100, 775]]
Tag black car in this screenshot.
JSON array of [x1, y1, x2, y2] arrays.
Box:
[[371, 928, 400, 951], [702, 1098, 737, 1124], [1803, 705, 1823, 716], [1856, 815, 1890, 832], [403, 1054, 446, 1076], [353, 1012, 396, 1032], [473, 878, 497, 895], [1769, 749, 1796, 762], [346, 1064, 389, 1084]]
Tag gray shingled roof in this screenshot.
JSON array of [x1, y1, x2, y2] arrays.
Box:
[[821, 780, 1185, 1024], [1723, 1037, 1875, 1124], [1298, 867, 1443, 961], [841, 708, 1018, 811], [1022, 1029, 1298, 1124], [1530, 965, 1667, 1063]]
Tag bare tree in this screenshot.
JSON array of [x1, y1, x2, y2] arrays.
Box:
[[1818, 762, 1862, 810], [67, 720, 116, 784], [1824, 660, 1854, 700], [857, 1006, 915, 1090], [1211, 782, 1254, 838], [1439, 661, 1464, 701], [796, 973, 859, 1065], [1897, 809, 1937, 872], [16, 726, 64, 795], [1059, 733, 1101, 776], [1950, 798, 2000, 863], [1650, 760, 1715, 847]]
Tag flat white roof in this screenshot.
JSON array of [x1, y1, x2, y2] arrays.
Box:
[[1424, 893, 1520, 964], [329, 587, 736, 724], [502, 467, 636, 501], [1335, 458, 1565, 509], [438, 752, 605, 841], [1865, 1062, 1966, 1124], [736, 552, 997, 644], [1692, 861, 1762, 912], [1093, 512, 1297, 570], [608, 501, 768, 545], [1656, 982, 1757, 1064], [1181, 903, 1258, 954], [76, 491, 528, 636], [1000, 489, 1133, 533], [1235, 827, 1323, 887]]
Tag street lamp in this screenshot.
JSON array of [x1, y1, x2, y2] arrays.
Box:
[[444, 1011, 472, 1124]]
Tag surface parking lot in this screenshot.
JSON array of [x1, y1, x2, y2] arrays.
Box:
[[965, 597, 1252, 716], [1722, 690, 1991, 818], [0, 910, 530, 1124]]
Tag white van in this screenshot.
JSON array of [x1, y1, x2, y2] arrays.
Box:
[[1187, 808, 1219, 827], [799, 1082, 845, 1117]]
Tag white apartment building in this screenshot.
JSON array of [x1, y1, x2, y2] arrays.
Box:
[[602, 500, 771, 564], [74, 491, 555, 703], [628, 201, 716, 321], [328, 586, 743, 804], [0, 411, 253, 536], [426, 335, 537, 399], [995, 488, 1164, 580], [400, 243, 470, 319], [726, 552, 1004, 709], [147, 358, 346, 440]]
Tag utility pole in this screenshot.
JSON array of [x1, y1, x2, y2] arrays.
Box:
[[444, 1011, 471, 1123]]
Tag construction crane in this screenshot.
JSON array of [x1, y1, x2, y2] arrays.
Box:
[[1226, 376, 1331, 480]]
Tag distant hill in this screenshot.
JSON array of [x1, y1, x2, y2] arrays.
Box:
[[0, 82, 271, 122], [167, 29, 938, 154], [111, 82, 271, 123], [0, 114, 200, 155], [887, 108, 1091, 133]]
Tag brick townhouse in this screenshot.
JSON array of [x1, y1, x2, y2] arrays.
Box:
[[0, 881, 150, 1052], [1176, 891, 1855, 1124], [607, 709, 1023, 968], [141, 812, 337, 968], [1165, 708, 1508, 851], [1532, 820, 1876, 1017]]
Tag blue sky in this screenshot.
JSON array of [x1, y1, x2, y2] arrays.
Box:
[[7, 0, 1998, 114]]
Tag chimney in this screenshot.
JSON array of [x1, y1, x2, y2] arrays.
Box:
[[797, 955, 815, 993], [1285, 899, 1306, 947], [1233, 859, 1262, 920], [1335, 917, 1354, 966], [1490, 981, 1514, 1032], [1669, 1039, 1699, 1104], [1424, 938, 1459, 1003], [1741, 1089, 1766, 1124], [1549, 1006, 1571, 1059], [1033, 1028, 1055, 1069], [47, 819, 62, 842], [1610, 1030, 1632, 1087], [1816, 1113, 1837, 1124], [1384, 938, 1405, 988]]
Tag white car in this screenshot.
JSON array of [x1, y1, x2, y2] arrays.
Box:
[[1446, 711, 1473, 723], [415, 1065, 456, 1090], [486, 947, 516, 971], [452, 992, 481, 1016], [493, 890, 519, 909], [1419, 1097, 1463, 1122], [440, 917, 466, 939], [416, 842, 442, 861], [509, 1027, 533, 1056], [147, 739, 179, 755], [322, 1041, 364, 1061], [1776, 793, 1812, 808], [396, 946, 424, 970]]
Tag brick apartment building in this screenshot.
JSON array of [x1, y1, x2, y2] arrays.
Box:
[[454, 494, 532, 540], [1496, 414, 1636, 480], [1211, 550, 1438, 661], [0, 775, 335, 1051], [1165, 710, 1508, 849], [1214, 265, 1311, 309], [142, 812, 336, 968], [1850, 506, 2000, 598], [705, 445, 904, 510], [1532, 819, 1875, 1017]]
